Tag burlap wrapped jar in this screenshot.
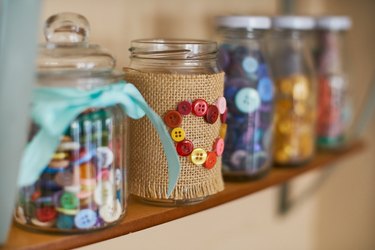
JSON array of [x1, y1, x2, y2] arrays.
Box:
[[124, 39, 226, 205]]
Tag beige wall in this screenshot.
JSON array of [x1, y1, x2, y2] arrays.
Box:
[[40, 0, 375, 249]]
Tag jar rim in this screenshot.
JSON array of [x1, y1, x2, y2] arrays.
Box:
[[129, 38, 218, 60]]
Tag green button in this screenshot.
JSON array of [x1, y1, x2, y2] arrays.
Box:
[[60, 192, 79, 210], [235, 87, 261, 113]]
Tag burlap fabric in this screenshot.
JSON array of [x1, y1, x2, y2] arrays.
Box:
[[124, 70, 225, 200]]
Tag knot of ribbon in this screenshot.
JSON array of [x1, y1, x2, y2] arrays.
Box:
[[19, 81, 180, 197]]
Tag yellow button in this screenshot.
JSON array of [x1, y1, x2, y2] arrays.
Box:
[[278, 78, 293, 95], [52, 152, 68, 160], [190, 148, 207, 165], [293, 80, 309, 101], [171, 127, 185, 142], [219, 123, 227, 139]]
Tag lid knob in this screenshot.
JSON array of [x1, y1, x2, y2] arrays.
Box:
[[44, 12, 90, 44]]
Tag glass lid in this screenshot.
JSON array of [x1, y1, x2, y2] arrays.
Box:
[[38, 12, 116, 77]]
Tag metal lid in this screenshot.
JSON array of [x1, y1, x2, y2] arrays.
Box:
[[38, 13, 116, 76], [273, 16, 316, 30], [216, 16, 271, 30], [316, 16, 352, 30]]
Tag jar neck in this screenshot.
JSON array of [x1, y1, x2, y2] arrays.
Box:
[[128, 39, 220, 74], [220, 28, 268, 40]]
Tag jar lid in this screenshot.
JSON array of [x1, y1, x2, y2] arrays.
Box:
[[316, 16, 352, 30], [38, 13, 116, 76], [273, 16, 316, 30], [216, 16, 271, 30]]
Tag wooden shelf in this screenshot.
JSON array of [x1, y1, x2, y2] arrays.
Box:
[[1, 141, 365, 250]]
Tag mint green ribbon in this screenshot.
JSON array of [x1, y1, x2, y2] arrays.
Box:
[[19, 81, 180, 197]]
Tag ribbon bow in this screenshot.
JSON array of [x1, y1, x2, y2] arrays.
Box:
[[19, 81, 180, 197]]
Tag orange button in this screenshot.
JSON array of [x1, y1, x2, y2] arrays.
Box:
[[204, 151, 217, 169], [164, 110, 183, 128]]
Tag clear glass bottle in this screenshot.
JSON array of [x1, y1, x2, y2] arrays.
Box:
[[14, 13, 127, 232], [315, 16, 352, 149], [126, 39, 224, 206], [269, 16, 317, 166], [215, 16, 274, 180]]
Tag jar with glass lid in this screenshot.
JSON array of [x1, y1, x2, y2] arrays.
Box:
[[14, 13, 127, 232], [124, 39, 225, 205], [269, 16, 317, 166], [215, 16, 274, 180]]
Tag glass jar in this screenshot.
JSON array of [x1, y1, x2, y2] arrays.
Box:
[[215, 16, 274, 180], [125, 39, 225, 206], [269, 16, 317, 166], [14, 13, 127, 232], [315, 16, 352, 149]]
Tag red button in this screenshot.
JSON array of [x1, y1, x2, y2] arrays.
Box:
[[205, 105, 219, 124], [176, 139, 194, 156], [192, 99, 208, 117], [204, 151, 217, 169], [36, 206, 57, 222], [220, 108, 228, 123], [164, 110, 183, 128], [177, 101, 192, 115]]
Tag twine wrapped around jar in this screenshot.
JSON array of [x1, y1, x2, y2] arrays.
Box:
[[125, 71, 225, 200]]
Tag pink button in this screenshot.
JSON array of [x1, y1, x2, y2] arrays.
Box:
[[213, 138, 225, 156], [215, 97, 227, 114], [192, 99, 208, 117]]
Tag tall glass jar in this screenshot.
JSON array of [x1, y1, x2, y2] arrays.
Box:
[[315, 16, 352, 149], [269, 16, 317, 166], [14, 13, 127, 232], [125, 39, 225, 206], [215, 16, 274, 180]]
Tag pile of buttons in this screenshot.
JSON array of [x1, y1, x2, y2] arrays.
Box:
[[317, 75, 347, 147], [15, 109, 124, 231], [274, 74, 315, 164], [164, 98, 227, 169], [219, 44, 274, 175]]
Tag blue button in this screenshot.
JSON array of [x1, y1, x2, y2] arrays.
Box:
[[234, 87, 261, 113], [257, 77, 274, 102], [242, 56, 258, 74], [56, 214, 74, 230], [74, 209, 97, 229]]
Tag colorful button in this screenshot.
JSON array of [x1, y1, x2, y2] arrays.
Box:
[[171, 127, 186, 142], [257, 77, 274, 102], [52, 152, 68, 160], [293, 80, 309, 101], [55, 172, 74, 187], [234, 87, 261, 113], [14, 206, 27, 224], [220, 109, 228, 123], [56, 214, 75, 230], [230, 150, 247, 167], [164, 110, 183, 128], [242, 56, 258, 74], [219, 124, 228, 139], [94, 181, 114, 206], [204, 152, 217, 169], [192, 99, 208, 117], [56, 207, 79, 215], [176, 139, 194, 156], [74, 209, 97, 229], [49, 159, 70, 169], [31, 218, 55, 227], [213, 138, 225, 156], [190, 148, 207, 165], [80, 163, 96, 179], [60, 192, 79, 210], [99, 199, 122, 223], [58, 141, 80, 151], [205, 105, 219, 124], [35, 206, 57, 222], [215, 97, 227, 114], [96, 147, 114, 168], [177, 101, 192, 115]]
